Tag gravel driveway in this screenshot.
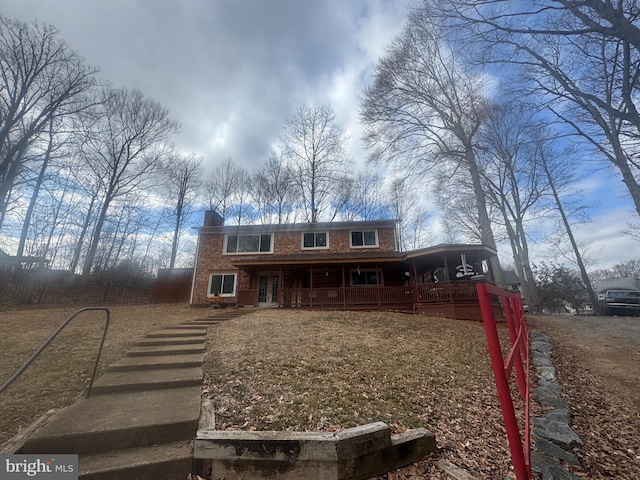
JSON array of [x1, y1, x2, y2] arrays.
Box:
[[529, 314, 640, 406], [531, 313, 640, 347], [528, 314, 640, 478]]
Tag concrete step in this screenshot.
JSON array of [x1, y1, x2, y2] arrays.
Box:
[[20, 386, 202, 455], [145, 329, 207, 338], [180, 322, 221, 327], [136, 336, 205, 346], [107, 353, 204, 372], [125, 344, 205, 357], [79, 442, 193, 480], [90, 367, 202, 394], [207, 310, 252, 318], [200, 312, 254, 320], [166, 324, 212, 330], [184, 318, 225, 323]]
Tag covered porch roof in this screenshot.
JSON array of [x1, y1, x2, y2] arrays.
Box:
[[230, 251, 403, 268], [229, 243, 497, 271]]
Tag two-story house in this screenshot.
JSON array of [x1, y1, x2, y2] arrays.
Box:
[[190, 210, 500, 321]]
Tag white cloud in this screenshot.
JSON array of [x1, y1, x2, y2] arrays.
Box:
[[1, 0, 637, 272], [493, 204, 640, 273]]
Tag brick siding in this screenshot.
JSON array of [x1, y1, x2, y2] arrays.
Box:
[[191, 224, 397, 304]]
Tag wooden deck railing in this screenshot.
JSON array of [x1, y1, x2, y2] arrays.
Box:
[[416, 280, 477, 303], [236, 289, 259, 306], [236, 280, 478, 308], [278, 286, 414, 307]]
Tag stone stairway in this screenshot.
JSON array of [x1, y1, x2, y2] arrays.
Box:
[[19, 308, 255, 480]]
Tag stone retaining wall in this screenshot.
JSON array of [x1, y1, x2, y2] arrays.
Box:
[[530, 330, 582, 480], [194, 421, 436, 480]]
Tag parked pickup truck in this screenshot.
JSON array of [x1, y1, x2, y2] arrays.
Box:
[[604, 290, 640, 316]]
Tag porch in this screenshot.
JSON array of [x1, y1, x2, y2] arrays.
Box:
[[236, 279, 497, 321], [229, 244, 502, 321]]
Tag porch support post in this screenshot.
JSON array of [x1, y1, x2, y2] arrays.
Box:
[[443, 256, 450, 281], [412, 261, 419, 312], [376, 265, 381, 306], [443, 256, 452, 302], [341, 265, 346, 306], [278, 267, 283, 307], [237, 268, 245, 307], [310, 265, 313, 308], [485, 255, 494, 281]]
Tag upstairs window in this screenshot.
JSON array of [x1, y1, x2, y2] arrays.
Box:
[[350, 230, 378, 248], [302, 232, 328, 249], [225, 234, 273, 254], [209, 273, 236, 296]]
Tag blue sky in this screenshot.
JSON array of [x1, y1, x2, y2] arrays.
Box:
[[1, 0, 638, 271]]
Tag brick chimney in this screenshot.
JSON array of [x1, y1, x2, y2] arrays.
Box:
[[203, 210, 224, 227]]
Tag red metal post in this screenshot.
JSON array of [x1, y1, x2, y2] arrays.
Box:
[[476, 282, 531, 480], [503, 297, 527, 399]]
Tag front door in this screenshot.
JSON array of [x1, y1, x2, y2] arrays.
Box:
[[258, 272, 279, 306]]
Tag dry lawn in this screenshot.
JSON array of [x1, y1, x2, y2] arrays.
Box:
[[0, 304, 208, 447], [203, 310, 520, 479], [8, 306, 606, 479]]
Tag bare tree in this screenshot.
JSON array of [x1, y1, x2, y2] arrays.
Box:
[[591, 259, 640, 281], [534, 130, 601, 311], [165, 152, 202, 269], [78, 87, 179, 277], [280, 104, 350, 222], [94, 198, 142, 272], [612, 259, 640, 279], [204, 157, 244, 223], [477, 102, 548, 312], [360, 5, 503, 281], [23, 161, 78, 266], [327, 174, 356, 222], [341, 172, 389, 221], [139, 206, 169, 274], [623, 222, 640, 241], [0, 15, 96, 223], [68, 175, 100, 274], [253, 152, 296, 224], [387, 176, 433, 251], [13, 116, 72, 269], [433, 0, 640, 217], [229, 173, 254, 226], [437, 184, 484, 244]]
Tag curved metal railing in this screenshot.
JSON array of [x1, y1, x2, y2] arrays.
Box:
[[0, 307, 110, 398]]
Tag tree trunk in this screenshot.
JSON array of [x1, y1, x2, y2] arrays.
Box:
[[140, 209, 165, 274], [0, 145, 27, 233], [465, 150, 504, 285], [69, 194, 97, 274], [42, 176, 73, 263], [15, 121, 56, 270], [82, 195, 112, 277], [169, 197, 183, 270], [615, 156, 640, 217], [542, 157, 601, 312], [518, 229, 541, 313]]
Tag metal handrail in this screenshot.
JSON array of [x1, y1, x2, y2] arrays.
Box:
[[0, 307, 110, 398]]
